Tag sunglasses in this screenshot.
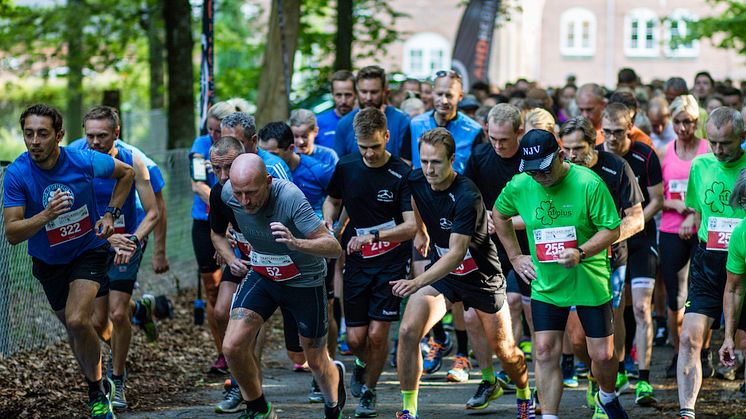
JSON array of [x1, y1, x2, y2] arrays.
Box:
[[524, 166, 553, 176], [435, 70, 462, 80]]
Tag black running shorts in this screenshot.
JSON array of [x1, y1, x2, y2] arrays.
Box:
[[343, 260, 409, 326], [192, 219, 220, 273], [531, 299, 613, 338], [685, 243, 729, 329], [431, 274, 506, 314]]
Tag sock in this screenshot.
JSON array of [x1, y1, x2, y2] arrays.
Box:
[[324, 402, 340, 418], [618, 361, 626, 374], [339, 317, 346, 335], [542, 415, 559, 419], [401, 389, 418, 415], [680, 407, 695, 418], [246, 394, 269, 413], [456, 329, 468, 356], [111, 374, 124, 382], [561, 353, 574, 372], [333, 298, 342, 331], [86, 378, 103, 401], [599, 389, 616, 405], [624, 305, 635, 353], [481, 367, 496, 384], [355, 357, 367, 368], [639, 369, 650, 382], [324, 400, 338, 409], [432, 320, 447, 343], [516, 386, 531, 400]]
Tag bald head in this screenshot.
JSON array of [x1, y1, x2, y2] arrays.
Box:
[[230, 153, 268, 184], [577, 83, 606, 129], [230, 154, 272, 214]]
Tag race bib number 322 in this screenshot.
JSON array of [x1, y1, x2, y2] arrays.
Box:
[[45, 206, 93, 246], [534, 226, 577, 262]]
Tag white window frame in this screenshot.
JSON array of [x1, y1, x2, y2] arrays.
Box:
[[559, 7, 596, 57], [402, 32, 451, 79], [624, 8, 659, 58], [664, 9, 699, 58]]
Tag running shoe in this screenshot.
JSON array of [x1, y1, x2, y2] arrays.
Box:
[[215, 385, 244, 413], [334, 360, 347, 410], [338, 334, 352, 356], [615, 372, 630, 395], [634, 380, 657, 406], [90, 377, 115, 419], [586, 376, 599, 409], [519, 340, 533, 362], [111, 376, 127, 410], [139, 294, 158, 342], [593, 392, 629, 419], [701, 349, 715, 378], [562, 362, 578, 388], [350, 358, 366, 397], [446, 355, 471, 383], [210, 353, 229, 375], [666, 354, 678, 378], [465, 380, 503, 410], [716, 356, 743, 381], [533, 389, 541, 415], [576, 361, 590, 379], [442, 313, 454, 331], [238, 402, 277, 419], [395, 410, 417, 419], [154, 294, 174, 320], [293, 362, 310, 372], [308, 378, 323, 403], [624, 353, 638, 379], [495, 370, 517, 393], [422, 339, 445, 374], [355, 387, 377, 418], [516, 395, 536, 419]]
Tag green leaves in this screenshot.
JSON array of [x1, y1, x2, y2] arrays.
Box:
[[684, 0, 746, 54]]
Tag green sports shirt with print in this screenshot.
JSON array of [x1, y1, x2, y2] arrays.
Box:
[[494, 164, 621, 307], [685, 153, 746, 247], [726, 218, 746, 275]]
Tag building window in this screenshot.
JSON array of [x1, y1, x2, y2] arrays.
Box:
[[559, 7, 596, 57], [402, 32, 451, 79], [625, 8, 659, 57], [664, 9, 699, 58]]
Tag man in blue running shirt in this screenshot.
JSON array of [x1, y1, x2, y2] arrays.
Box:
[[316, 70, 357, 149]]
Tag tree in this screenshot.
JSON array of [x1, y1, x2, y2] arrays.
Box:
[[163, 0, 196, 149], [334, 0, 353, 72], [685, 0, 746, 55]]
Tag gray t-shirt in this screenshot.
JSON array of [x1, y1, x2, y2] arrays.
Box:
[[222, 178, 327, 287]]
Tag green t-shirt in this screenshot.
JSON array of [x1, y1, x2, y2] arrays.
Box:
[[726, 218, 746, 275], [685, 153, 746, 245], [494, 164, 621, 307]]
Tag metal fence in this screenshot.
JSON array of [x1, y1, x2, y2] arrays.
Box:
[[0, 148, 199, 356]]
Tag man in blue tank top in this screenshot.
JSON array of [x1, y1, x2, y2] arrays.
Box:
[[3, 104, 135, 419]]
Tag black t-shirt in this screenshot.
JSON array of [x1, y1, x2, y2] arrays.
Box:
[[598, 141, 662, 243], [408, 170, 502, 284], [327, 153, 413, 267], [463, 143, 530, 271], [209, 182, 249, 259], [590, 151, 644, 268]]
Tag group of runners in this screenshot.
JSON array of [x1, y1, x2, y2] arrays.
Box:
[[3, 65, 746, 419]]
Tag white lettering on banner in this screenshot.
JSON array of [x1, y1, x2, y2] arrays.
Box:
[[534, 226, 577, 262], [45, 206, 93, 246], [668, 179, 688, 201], [355, 220, 400, 258], [250, 251, 300, 281], [435, 245, 478, 276], [706, 217, 740, 251]]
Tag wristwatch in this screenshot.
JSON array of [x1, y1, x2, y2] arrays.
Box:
[[105, 206, 121, 220], [577, 247, 587, 261], [370, 229, 380, 243], [128, 234, 141, 248]]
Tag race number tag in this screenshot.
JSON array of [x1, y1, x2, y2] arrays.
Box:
[[355, 220, 400, 259], [668, 179, 688, 201], [250, 250, 301, 281], [233, 232, 251, 257], [45, 206, 93, 246], [435, 245, 478, 276], [191, 157, 207, 182], [534, 226, 577, 262], [113, 214, 126, 234], [706, 217, 740, 251]]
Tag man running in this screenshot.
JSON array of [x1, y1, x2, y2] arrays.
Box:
[[221, 154, 346, 419], [677, 107, 746, 419], [290, 109, 340, 168], [393, 128, 532, 419], [494, 129, 628, 419], [3, 104, 135, 419], [316, 70, 357, 149], [323, 108, 416, 417]]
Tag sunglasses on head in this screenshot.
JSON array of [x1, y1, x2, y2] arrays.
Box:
[[435, 70, 462, 80]]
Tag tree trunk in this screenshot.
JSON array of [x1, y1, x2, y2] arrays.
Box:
[[334, 0, 353, 71], [65, 0, 85, 141], [163, 0, 195, 149], [255, 0, 300, 127], [146, 0, 165, 110]]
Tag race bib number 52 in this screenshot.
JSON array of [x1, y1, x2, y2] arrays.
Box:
[[534, 226, 577, 263], [45, 206, 93, 246], [250, 251, 300, 281], [706, 217, 740, 251]]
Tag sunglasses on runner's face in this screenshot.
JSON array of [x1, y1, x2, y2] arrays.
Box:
[[525, 166, 553, 176], [435, 70, 462, 81]]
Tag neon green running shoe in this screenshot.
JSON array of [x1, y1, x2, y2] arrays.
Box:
[[586, 376, 599, 409], [634, 380, 658, 406], [238, 402, 278, 418], [615, 372, 630, 395]]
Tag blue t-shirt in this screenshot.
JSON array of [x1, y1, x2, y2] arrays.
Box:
[[309, 144, 339, 167], [257, 148, 293, 182], [3, 148, 115, 264], [189, 135, 219, 220], [316, 108, 343, 149], [333, 106, 410, 158], [292, 154, 334, 217]]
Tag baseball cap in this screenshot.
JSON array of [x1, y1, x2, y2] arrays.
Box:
[[458, 95, 480, 111], [519, 129, 559, 173]]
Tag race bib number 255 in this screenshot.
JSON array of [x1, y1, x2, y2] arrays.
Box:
[[534, 226, 577, 263]]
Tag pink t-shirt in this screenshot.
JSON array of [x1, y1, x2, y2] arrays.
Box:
[[660, 139, 709, 233]]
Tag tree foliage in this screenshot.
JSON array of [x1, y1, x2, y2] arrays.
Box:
[[685, 0, 746, 55]]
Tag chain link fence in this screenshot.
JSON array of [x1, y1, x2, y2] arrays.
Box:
[[0, 147, 200, 357]]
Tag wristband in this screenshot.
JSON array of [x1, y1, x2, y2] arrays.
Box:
[[128, 235, 141, 249], [578, 247, 587, 261]]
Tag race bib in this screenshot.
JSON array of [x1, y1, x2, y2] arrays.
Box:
[[435, 245, 478, 276], [669, 179, 688, 201], [113, 214, 126, 234], [534, 226, 577, 262], [250, 250, 300, 281], [706, 217, 740, 251], [355, 220, 400, 259], [233, 231, 251, 257], [45, 206, 93, 246]]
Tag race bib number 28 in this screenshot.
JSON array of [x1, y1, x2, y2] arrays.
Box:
[[534, 226, 577, 263], [706, 217, 740, 251], [45, 206, 93, 246]]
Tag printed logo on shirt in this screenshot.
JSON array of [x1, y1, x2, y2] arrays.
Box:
[[377, 189, 394, 202], [42, 183, 74, 208], [705, 181, 730, 213], [534, 201, 571, 226], [439, 218, 453, 230]]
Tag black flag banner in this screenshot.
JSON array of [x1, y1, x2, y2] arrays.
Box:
[[451, 0, 501, 90], [198, 0, 215, 136]]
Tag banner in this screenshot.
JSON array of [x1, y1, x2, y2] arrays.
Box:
[[451, 0, 500, 90], [198, 0, 215, 136]]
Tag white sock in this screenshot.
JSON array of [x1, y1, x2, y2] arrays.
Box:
[[599, 389, 616, 404], [542, 415, 559, 419]]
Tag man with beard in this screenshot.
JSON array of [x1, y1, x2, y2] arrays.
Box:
[[317, 70, 357, 149]]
